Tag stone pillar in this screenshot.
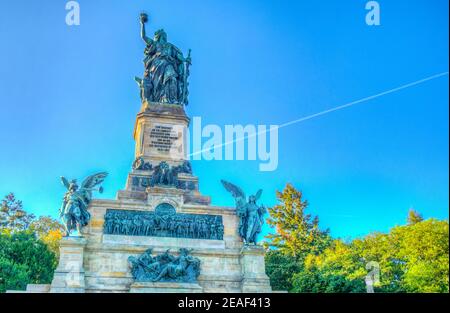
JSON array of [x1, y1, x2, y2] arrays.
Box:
[[50, 237, 87, 293], [240, 245, 272, 293], [132, 104, 190, 166]]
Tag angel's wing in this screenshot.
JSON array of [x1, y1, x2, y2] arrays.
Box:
[[221, 180, 247, 211], [254, 189, 263, 201], [221, 180, 245, 199], [61, 176, 70, 190], [78, 172, 108, 204], [80, 172, 108, 190]]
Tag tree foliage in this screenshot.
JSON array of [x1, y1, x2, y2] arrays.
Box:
[[30, 216, 64, 255], [264, 184, 449, 293], [269, 216, 449, 293], [407, 209, 424, 225], [393, 219, 449, 292], [0, 257, 28, 292], [0, 193, 63, 292], [265, 184, 331, 258], [264, 184, 331, 290], [0, 232, 57, 292], [0, 193, 35, 232], [291, 240, 367, 293], [0, 193, 64, 255], [264, 250, 301, 291]]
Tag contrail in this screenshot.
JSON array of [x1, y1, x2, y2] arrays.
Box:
[[279, 71, 449, 128], [188, 71, 449, 158]]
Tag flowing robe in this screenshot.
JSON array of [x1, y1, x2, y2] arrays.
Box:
[[244, 202, 263, 243], [61, 191, 90, 231], [143, 40, 185, 103]]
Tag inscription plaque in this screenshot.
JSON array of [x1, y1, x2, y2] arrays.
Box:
[[149, 124, 181, 153]]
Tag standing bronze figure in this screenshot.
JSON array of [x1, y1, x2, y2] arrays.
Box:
[[221, 180, 266, 244], [59, 172, 108, 236], [135, 13, 192, 105]]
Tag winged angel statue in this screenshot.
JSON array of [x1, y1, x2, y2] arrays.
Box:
[[221, 180, 266, 244], [59, 172, 108, 236]]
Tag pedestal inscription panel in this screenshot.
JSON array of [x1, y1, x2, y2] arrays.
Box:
[[148, 123, 183, 155], [150, 125, 179, 152]]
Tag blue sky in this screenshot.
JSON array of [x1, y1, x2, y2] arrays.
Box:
[[0, 0, 448, 239]]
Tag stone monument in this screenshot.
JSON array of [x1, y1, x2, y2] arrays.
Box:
[[31, 12, 272, 293]]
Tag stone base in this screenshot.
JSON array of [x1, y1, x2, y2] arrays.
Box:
[[130, 281, 203, 293], [241, 278, 272, 293], [240, 245, 272, 293], [26, 284, 51, 293], [50, 237, 87, 293], [6, 284, 51, 293]]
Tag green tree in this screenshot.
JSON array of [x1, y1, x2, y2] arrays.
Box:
[[265, 184, 331, 258], [264, 250, 301, 291], [0, 193, 35, 232], [264, 184, 331, 291], [0, 193, 63, 292], [291, 240, 367, 293], [351, 232, 404, 292], [290, 217, 449, 293], [0, 193, 63, 256], [393, 219, 449, 292], [407, 209, 424, 225], [30, 216, 64, 255], [30, 216, 64, 236], [0, 231, 57, 293], [0, 257, 29, 292]]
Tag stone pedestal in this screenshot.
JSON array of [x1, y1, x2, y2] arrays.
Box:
[[5, 284, 51, 293], [130, 281, 203, 293], [50, 237, 87, 293], [120, 103, 209, 205], [25, 284, 51, 293], [240, 245, 272, 293], [133, 103, 190, 166]]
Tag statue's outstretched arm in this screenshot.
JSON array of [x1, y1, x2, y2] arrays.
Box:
[[141, 21, 152, 45]]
